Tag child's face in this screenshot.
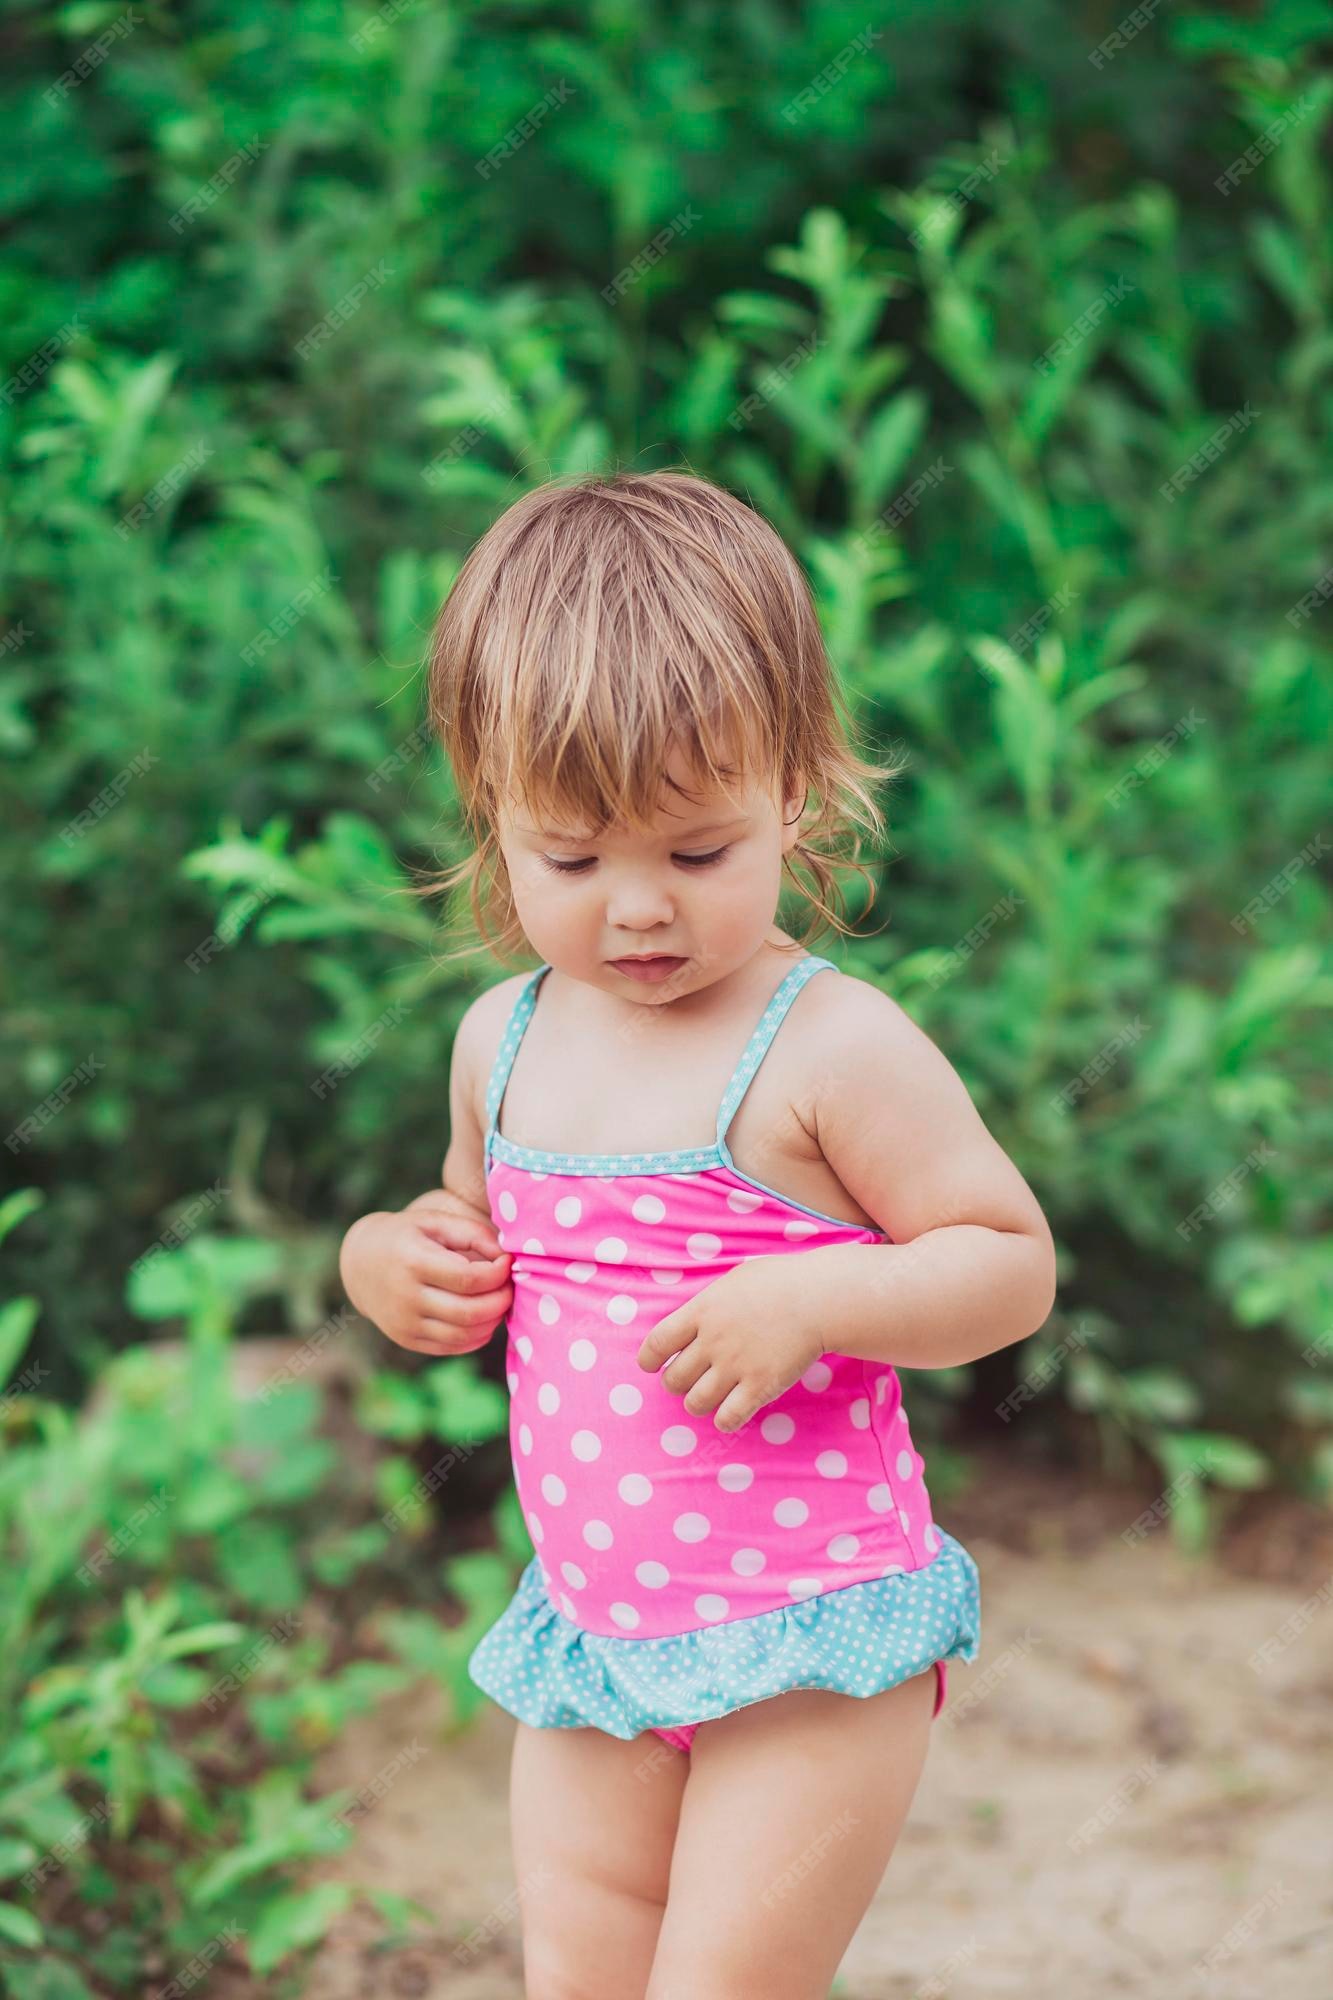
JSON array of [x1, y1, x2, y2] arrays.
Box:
[[495, 742, 806, 1004]]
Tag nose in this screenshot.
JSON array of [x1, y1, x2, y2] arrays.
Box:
[[605, 869, 675, 932]]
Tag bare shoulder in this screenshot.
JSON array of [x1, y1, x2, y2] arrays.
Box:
[[797, 962, 962, 1105], [451, 968, 536, 1122]]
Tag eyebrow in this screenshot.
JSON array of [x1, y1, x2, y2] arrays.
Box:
[[519, 815, 750, 844]]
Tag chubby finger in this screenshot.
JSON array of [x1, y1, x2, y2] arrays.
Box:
[[681, 1366, 730, 1417], [411, 1205, 505, 1262], [420, 1280, 512, 1326], [711, 1384, 758, 1432], [637, 1311, 694, 1373], [658, 1338, 709, 1396]]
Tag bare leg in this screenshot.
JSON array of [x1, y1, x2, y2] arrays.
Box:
[[509, 1721, 690, 2000], [644, 1669, 937, 2000]]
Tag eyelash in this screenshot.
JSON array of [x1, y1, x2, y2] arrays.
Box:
[[540, 848, 731, 877]]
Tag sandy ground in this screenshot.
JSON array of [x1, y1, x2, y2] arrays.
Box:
[[292, 1451, 1333, 1999]]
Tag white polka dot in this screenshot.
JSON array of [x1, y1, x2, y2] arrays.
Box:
[[636, 1560, 670, 1588], [631, 1195, 666, 1223], [554, 1196, 582, 1227], [538, 1294, 560, 1325], [610, 1602, 640, 1629], [802, 1360, 833, 1392], [518, 1424, 533, 1455], [924, 1523, 941, 1553], [867, 1483, 892, 1512], [732, 1547, 766, 1575], [816, 1450, 847, 1478], [594, 1236, 627, 1262], [651, 1269, 683, 1286], [660, 1426, 697, 1456], [606, 1294, 637, 1324], [537, 1383, 560, 1415], [782, 1218, 818, 1240], [896, 1449, 914, 1481], [673, 1512, 711, 1542], [850, 1398, 871, 1429], [774, 1497, 809, 1528], [718, 1463, 754, 1491], [560, 1561, 587, 1589], [827, 1534, 860, 1561], [528, 1513, 543, 1542], [760, 1413, 795, 1444], [515, 1335, 533, 1363], [619, 1473, 653, 1506], [881, 1561, 905, 1577], [788, 1576, 821, 1600], [695, 1593, 730, 1621], [725, 1188, 763, 1213], [565, 1262, 595, 1282], [498, 1190, 517, 1222], [583, 1520, 613, 1550], [569, 1339, 598, 1371], [609, 1383, 643, 1415], [899, 1507, 911, 1534], [522, 1236, 545, 1254], [571, 1430, 602, 1462], [558, 1591, 578, 1618], [541, 1474, 566, 1505], [506, 1371, 518, 1394], [686, 1232, 721, 1261], [875, 1374, 888, 1403]]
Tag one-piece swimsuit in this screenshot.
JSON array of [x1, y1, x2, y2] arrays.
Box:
[[467, 952, 981, 1753]]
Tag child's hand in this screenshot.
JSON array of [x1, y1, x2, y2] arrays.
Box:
[[635, 1255, 826, 1433], [339, 1196, 513, 1356]]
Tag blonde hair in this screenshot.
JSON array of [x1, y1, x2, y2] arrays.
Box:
[[421, 468, 903, 966]]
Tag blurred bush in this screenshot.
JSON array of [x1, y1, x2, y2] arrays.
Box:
[[2, 9, 1330, 1488]]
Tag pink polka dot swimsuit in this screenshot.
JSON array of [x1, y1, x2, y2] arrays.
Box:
[[467, 953, 981, 1753]]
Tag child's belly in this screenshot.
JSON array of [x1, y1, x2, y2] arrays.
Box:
[[504, 1314, 945, 1640]]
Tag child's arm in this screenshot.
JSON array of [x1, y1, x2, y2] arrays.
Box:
[[337, 993, 513, 1352], [791, 976, 1057, 1369]]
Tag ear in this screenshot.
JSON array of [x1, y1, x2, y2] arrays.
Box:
[[780, 776, 808, 856]]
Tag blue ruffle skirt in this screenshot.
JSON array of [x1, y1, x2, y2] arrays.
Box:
[[467, 1528, 981, 1741]]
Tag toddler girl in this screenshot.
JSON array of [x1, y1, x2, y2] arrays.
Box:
[[340, 469, 1057, 2000]]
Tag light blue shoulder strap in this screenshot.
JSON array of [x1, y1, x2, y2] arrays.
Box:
[[482, 963, 552, 1151], [715, 955, 837, 1155]]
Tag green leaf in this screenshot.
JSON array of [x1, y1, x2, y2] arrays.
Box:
[[0, 1900, 44, 1948], [247, 1882, 354, 1975]]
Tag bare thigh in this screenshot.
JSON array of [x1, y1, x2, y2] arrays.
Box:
[[644, 1668, 937, 2000], [509, 1720, 691, 2000]]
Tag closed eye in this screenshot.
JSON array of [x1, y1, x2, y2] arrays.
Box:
[[541, 847, 731, 876]]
